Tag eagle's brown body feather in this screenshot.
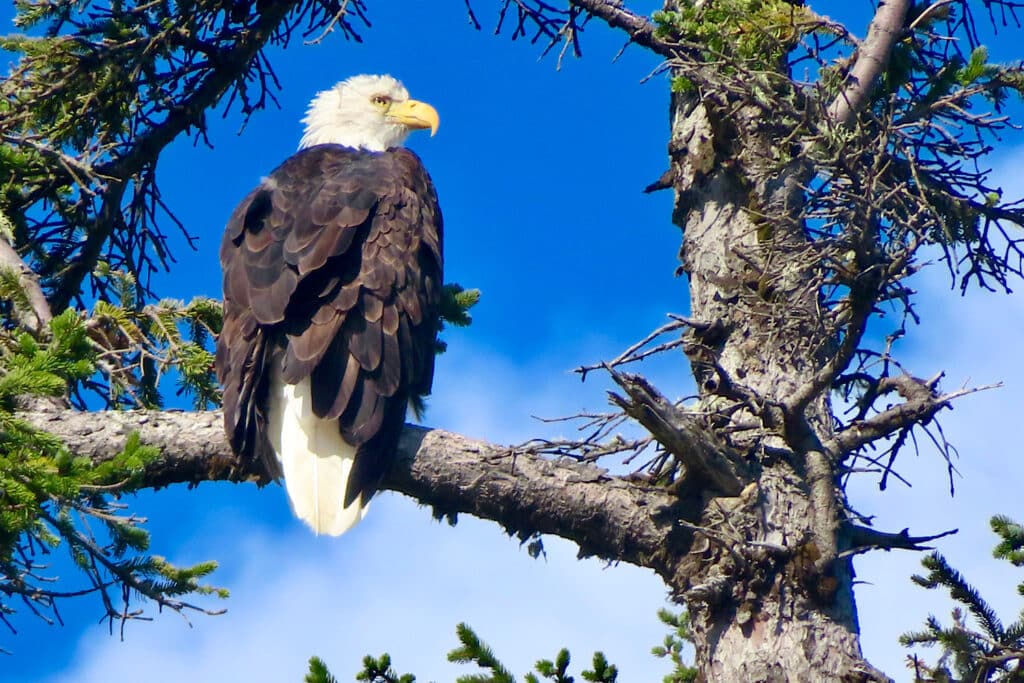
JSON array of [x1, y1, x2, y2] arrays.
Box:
[[217, 144, 442, 512]]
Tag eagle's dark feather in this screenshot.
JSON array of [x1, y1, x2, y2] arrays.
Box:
[[216, 144, 442, 507]]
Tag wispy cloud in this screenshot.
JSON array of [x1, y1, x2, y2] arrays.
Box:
[[43, 502, 672, 682]]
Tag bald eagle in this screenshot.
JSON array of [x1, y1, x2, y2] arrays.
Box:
[[216, 75, 443, 536]]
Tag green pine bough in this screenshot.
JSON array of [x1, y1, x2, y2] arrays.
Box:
[[310, 615, 700, 682], [902, 515, 1024, 680], [0, 308, 228, 645]]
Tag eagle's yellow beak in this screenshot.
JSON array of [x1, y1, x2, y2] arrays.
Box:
[[387, 99, 440, 136]]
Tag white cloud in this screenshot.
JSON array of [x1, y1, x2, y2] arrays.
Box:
[[43, 500, 672, 683]]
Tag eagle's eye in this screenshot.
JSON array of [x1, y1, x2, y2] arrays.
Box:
[[371, 95, 391, 108]]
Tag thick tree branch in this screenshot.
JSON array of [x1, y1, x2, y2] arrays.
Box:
[[825, 0, 912, 125], [568, 0, 674, 56], [20, 407, 691, 583], [391, 428, 688, 569]]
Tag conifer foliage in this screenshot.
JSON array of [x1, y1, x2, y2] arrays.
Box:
[[0, 0, 350, 642], [903, 516, 1024, 682], [311, 623, 625, 683], [0, 307, 226, 643]]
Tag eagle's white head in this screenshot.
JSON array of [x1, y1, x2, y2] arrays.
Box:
[[299, 74, 440, 152]]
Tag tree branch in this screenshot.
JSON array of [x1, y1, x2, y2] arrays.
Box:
[[825, 375, 999, 457], [0, 237, 52, 336], [838, 524, 958, 558], [568, 0, 674, 57], [605, 368, 749, 496], [49, 2, 302, 313], [20, 406, 692, 584], [825, 0, 912, 126]]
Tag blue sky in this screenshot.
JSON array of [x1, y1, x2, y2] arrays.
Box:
[[4, 2, 1024, 681]]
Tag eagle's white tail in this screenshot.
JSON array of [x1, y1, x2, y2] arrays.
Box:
[[266, 373, 368, 536]]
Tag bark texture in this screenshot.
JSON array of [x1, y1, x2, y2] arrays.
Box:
[[663, 77, 888, 683], [20, 407, 692, 583]]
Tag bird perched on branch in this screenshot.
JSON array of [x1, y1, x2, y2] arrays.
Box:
[[217, 74, 443, 536]]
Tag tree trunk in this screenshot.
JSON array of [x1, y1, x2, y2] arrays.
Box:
[[667, 89, 886, 681]]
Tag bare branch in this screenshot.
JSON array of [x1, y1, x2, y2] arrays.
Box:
[[605, 367, 749, 496], [574, 315, 710, 378], [825, 0, 912, 125], [825, 375, 1000, 458], [304, 0, 352, 45], [568, 0, 673, 56], [839, 524, 958, 557], [49, 2, 301, 313]]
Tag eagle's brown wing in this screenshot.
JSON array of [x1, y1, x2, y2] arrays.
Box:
[[216, 144, 442, 504]]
